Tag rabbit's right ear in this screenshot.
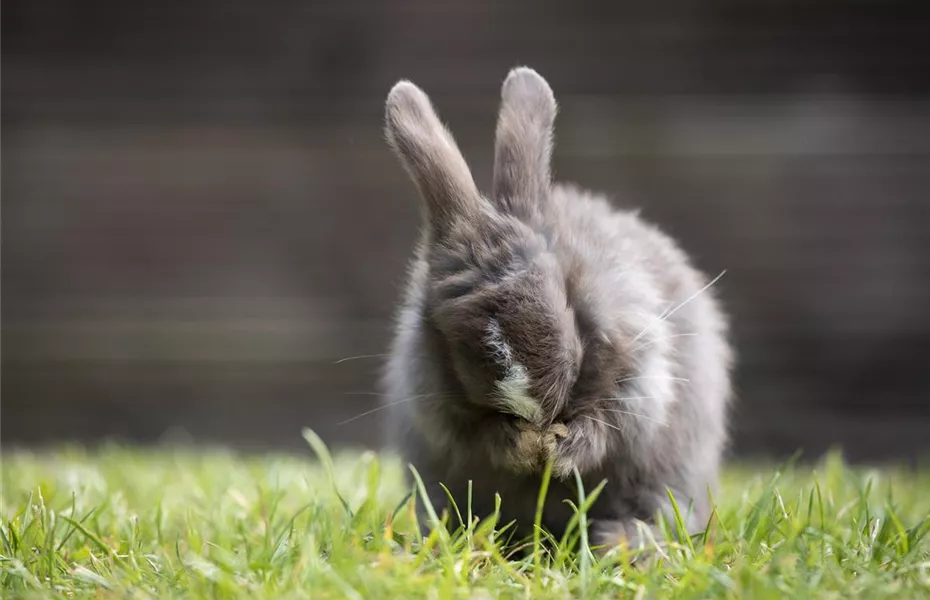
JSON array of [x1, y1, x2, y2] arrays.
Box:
[[385, 81, 485, 236]]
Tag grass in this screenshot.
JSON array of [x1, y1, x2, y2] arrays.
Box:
[[2, 430, 929, 599]]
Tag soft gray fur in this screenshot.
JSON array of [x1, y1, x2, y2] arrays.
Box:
[[381, 67, 733, 551]]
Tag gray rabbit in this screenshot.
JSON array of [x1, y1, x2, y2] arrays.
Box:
[[381, 66, 733, 551]]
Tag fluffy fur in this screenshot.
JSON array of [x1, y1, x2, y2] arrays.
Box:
[[381, 67, 733, 551]]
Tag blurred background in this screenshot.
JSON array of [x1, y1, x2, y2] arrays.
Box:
[[2, 0, 929, 462]]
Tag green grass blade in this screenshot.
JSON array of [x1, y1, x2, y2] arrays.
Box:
[[532, 459, 554, 580]]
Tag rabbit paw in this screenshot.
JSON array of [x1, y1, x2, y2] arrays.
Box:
[[510, 421, 573, 475]]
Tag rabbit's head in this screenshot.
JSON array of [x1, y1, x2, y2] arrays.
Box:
[[385, 68, 666, 477]]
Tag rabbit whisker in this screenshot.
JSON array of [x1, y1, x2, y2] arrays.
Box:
[[333, 353, 392, 364], [579, 395, 655, 403], [614, 376, 690, 385], [630, 270, 726, 343], [337, 393, 449, 425], [583, 415, 623, 432], [601, 409, 669, 427], [658, 269, 727, 323], [630, 333, 698, 353], [343, 390, 458, 398]]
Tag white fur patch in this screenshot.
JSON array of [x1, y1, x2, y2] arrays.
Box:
[[485, 320, 541, 422], [497, 362, 539, 421]]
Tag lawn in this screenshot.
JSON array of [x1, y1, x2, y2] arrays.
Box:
[[2, 429, 928, 599]]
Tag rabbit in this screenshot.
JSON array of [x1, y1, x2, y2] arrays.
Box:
[[380, 66, 733, 553]]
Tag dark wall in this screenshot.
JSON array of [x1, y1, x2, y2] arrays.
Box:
[[3, 0, 929, 461]]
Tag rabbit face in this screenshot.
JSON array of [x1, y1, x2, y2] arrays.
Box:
[[424, 220, 656, 477], [427, 217, 579, 419]]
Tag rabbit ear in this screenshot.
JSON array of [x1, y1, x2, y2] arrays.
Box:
[[492, 67, 557, 216], [385, 80, 485, 235]]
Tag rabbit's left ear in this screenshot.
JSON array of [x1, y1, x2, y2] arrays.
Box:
[[491, 67, 557, 217]]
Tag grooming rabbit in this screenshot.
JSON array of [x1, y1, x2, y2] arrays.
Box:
[[381, 66, 733, 550]]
